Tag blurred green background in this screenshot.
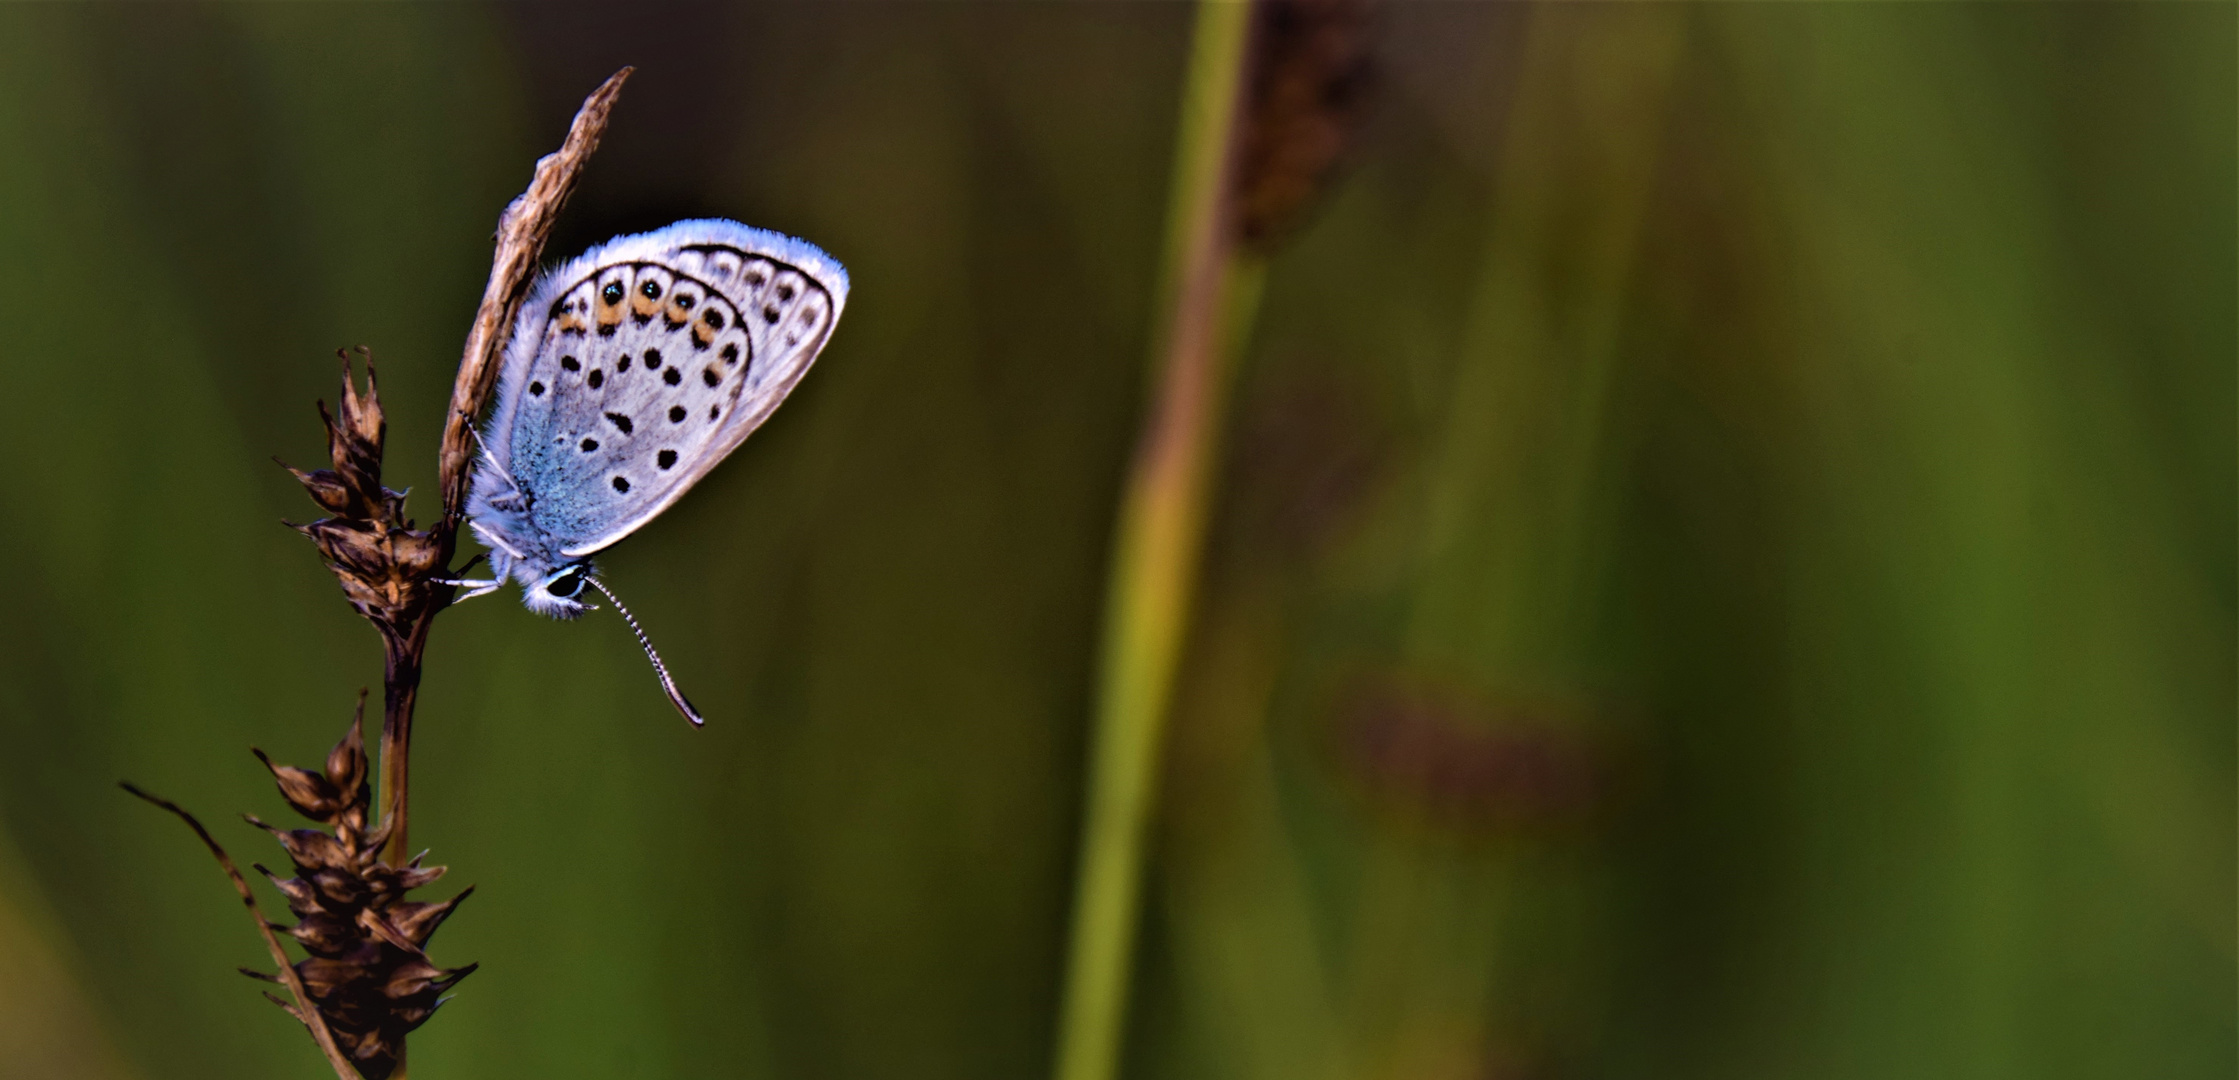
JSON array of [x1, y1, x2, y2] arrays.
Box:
[[0, 3, 2229, 1078]]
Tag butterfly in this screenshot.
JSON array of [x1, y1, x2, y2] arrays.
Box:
[[449, 219, 848, 725]]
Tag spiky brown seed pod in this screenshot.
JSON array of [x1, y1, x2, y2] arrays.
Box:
[[282, 349, 449, 642], [245, 707, 474, 1080], [1232, 0, 1377, 254]]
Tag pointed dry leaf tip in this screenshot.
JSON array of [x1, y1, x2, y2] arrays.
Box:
[[336, 347, 384, 464], [280, 455, 357, 516], [323, 693, 371, 807], [254, 748, 343, 820], [441, 65, 634, 528], [313, 348, 403, 526], [1233, 0, 1377, 253]]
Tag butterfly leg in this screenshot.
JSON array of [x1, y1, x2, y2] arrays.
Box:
[[438, 577, 505, 602]]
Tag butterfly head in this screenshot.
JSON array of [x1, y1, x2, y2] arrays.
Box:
[[524, 561, 596, 619]]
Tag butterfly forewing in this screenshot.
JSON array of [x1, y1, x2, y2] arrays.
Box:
[[504, 238, 840, 556]]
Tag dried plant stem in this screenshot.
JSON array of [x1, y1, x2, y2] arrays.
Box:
[[377, 608, 432, 871], [120, 784, 359, 1080], [1052, 5, 1259, 1080]]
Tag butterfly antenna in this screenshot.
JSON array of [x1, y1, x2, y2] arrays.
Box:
[[583, 576, 704, 728]]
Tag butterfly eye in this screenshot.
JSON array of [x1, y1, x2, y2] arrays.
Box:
[[546, 568, 585, 599], [602, 282, 624, 305]]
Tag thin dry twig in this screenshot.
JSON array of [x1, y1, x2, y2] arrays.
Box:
[[120, 783, 360, 1080]]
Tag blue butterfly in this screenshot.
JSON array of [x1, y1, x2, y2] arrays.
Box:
[[450, 220, 849, 724]]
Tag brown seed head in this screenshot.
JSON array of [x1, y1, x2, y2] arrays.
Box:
[[242, 706, 475, 1079], [1232, 0, 1377, 254], [283, 349, 452, 639]]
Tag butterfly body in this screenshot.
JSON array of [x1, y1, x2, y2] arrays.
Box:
[[465, 219, 847, 618]]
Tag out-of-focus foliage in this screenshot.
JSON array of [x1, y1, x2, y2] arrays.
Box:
[[0, 4, 2226, 1080]]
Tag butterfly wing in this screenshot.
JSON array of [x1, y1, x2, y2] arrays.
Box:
[[483, 220, 847, 559]]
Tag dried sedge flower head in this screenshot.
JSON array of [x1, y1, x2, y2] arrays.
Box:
[[282, 349, 449, 641], [1233, 0, 1377, 254], [246, 701, 475, 1080]]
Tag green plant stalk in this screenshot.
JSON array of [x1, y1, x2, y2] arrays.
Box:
[[1053, 5, 1261, 1080]]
